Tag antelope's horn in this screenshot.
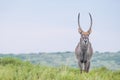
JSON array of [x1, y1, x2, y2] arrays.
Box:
[[87, 13, 92, 34], [78, 13, 83, 33]]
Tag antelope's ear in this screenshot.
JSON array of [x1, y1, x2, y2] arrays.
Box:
[[87, 29, 92, 35], [78, 28, 83, 34]]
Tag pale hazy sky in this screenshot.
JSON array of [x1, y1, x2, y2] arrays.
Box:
[[0, 0, 120, 53]]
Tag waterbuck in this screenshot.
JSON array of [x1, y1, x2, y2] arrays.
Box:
[[75, 13, 93, 73]]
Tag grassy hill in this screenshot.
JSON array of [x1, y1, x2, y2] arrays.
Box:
[[0, 51, 120, 70], [0, 57, 120, 80]]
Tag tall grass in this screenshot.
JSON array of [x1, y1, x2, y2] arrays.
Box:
[[0, 57, 119, 80]]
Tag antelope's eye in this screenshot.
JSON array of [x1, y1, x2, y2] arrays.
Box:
[[81, 35, 85, 38]]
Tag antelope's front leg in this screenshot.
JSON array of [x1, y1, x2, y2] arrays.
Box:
[[78, 60, 83, 73], [84, 61, 90, 73]]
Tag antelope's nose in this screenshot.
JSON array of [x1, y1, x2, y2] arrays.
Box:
[[84, 39, 87, 43], [85, 40, 87, 43]]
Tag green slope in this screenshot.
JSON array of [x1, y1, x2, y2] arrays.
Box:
[[0, 57, 120, 80]]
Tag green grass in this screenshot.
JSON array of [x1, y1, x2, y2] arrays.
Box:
[[0, 57, 120, 80]]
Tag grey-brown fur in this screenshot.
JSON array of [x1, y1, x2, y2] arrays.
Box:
[[75, 13, 93, 73]]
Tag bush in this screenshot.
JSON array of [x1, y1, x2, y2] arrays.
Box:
[[0, 57, 31, 66]]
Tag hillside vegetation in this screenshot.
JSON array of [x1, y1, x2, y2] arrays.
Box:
[[0, 57, 120, 80], [0, 51, 120, 70]]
